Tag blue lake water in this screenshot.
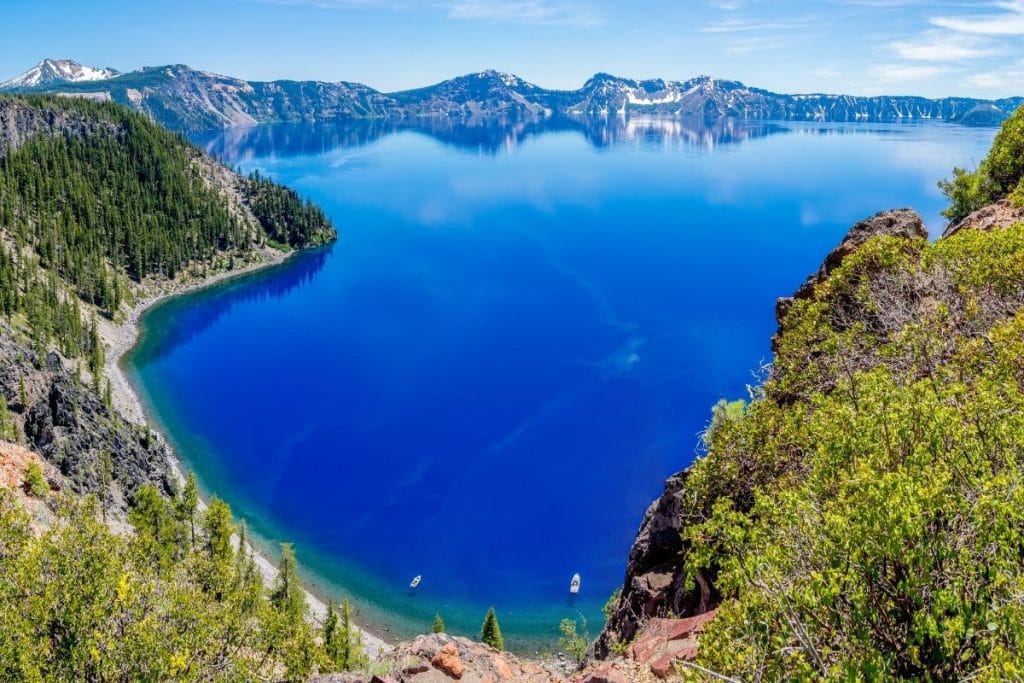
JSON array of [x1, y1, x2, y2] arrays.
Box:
[[128, 117, 995, 650]]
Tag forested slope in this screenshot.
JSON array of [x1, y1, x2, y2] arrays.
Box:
[[0, 96, 364, 681]]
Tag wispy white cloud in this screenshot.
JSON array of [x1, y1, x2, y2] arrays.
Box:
[[888, 31, 1000, 61], [238, 0, 601, 26], [701, 11, 820, 55], [869, 63, 953, 83], [931, 0, 1024, 35], [812, 64, 841, 79], [964, 58, 1024, 91], [446, 0, 601, 26], [701, 17, 817, 33], [720, 35, 790, 54]]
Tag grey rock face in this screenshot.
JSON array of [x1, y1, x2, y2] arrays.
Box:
[[593, 470, 716, 659], [1, 323, 176, 510], [0, 97, 121, 160]]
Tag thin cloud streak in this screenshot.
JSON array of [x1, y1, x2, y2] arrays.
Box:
[[237, 0, 602, 25], [446, 0, 602, 26], [931, 0, 1024, 35]]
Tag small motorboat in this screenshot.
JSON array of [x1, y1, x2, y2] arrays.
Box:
[[409, 575, 422, 589], [569, 573, 581, 594]]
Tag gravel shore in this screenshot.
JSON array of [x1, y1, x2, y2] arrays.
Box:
[[96, 247, 391, 658]]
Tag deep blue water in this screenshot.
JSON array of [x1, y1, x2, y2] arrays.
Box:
[[128, 117, 995, 650]]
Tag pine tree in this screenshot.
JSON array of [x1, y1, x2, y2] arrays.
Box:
[[177, 472, 200, 547], [323, 600, 341, 665], [201, 497, 234, 564], [0, 396, 11, 441], [339, 598, 367, 671], [24, 461, 48, 497], [271, 543, 306, 625], [128, 483, 179, 568], [432, 614, 446, 634], [480, 607, 504, 651], [558, 617, 589, 667]]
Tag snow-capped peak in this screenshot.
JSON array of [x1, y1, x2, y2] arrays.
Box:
[[0, 59, 121, 90]]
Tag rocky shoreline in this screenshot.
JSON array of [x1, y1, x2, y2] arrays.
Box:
[[95, 246, 392, 659]]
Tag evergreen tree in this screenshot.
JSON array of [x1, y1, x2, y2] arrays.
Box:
[[323, 600, 341, 665], [480, 607, 504, 651], [0, 396, 11, 441], [97, 449, 113, 522], [339, 598, 367, 671], [432, 613, 446, 634], [268, 543, 317, 680], [201, 497, 234, 564], [127, 483, 179, 568], [176, 472, 200, 547], [271, 543, 306, 625]]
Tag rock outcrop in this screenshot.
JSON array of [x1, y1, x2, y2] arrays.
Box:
[[595, 208, 932, 669], [775, 208, 927, 325], [942, 198, 1024, 237], [0, 322, 177, 512], [0, 96, 121, 160], [593, 471, 716, 660]]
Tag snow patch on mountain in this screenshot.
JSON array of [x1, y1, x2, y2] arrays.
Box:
[[1, 59, 120, 89]]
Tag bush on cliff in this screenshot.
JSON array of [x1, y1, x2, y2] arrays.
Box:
[[664, 113, 1024, 680], [939, 104, 1024, 220]]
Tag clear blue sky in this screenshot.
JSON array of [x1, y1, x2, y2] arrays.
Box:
[[2, 0, 1022, 97]]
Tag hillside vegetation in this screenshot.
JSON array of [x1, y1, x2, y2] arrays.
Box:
[[0, 96, 356, 681], [0, 486, 370, 681], [600, 107, 1024, 680], [940, 106, 1024, 221], [0, 94, 333, 360]]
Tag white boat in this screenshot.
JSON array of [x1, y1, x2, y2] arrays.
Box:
[[570, 573, 581, 594], [409, 575, 422, 589]]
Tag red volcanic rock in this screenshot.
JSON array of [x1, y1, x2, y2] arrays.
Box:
[[575, 663, 630, 683], [431, 642, 465, 679], [629, 611, 717, 679]]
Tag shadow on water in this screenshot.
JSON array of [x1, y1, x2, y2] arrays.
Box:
[[192, 115, 795, 162], [132, 245, 331, 364]]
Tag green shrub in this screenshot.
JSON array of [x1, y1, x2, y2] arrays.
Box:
[[23, 461, 47, 497], [940, 105, 1024, 220]]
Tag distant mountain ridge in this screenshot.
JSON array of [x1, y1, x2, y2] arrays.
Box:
[[2, 59, 1021, 132]]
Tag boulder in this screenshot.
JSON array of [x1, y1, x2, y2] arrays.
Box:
[[575, 663, 629, 683], [381, 634, 561, 682], [629, 612, 716, 678], [431, 642, 465, 679]]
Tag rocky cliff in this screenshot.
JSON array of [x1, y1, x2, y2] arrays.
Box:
[[595, 200, 1024, 676], [0, 322, 177, 513]]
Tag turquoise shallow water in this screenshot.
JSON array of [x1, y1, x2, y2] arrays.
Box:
[[128, 117, 995, 650]]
